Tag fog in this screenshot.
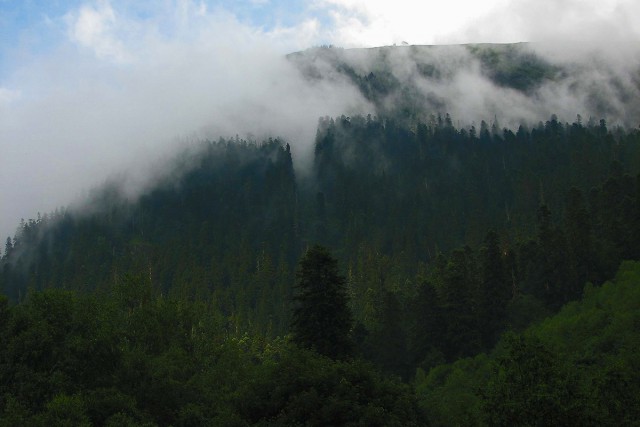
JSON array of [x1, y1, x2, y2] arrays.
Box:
[[317, 0, 640, 127], [0, 2, 371, 241], [2, 0, 640, 242]]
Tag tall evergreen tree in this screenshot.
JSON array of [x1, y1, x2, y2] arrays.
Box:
[[409, 278, 446, 371], [533, 204, 570, 308], [291, 245, 353, 359], [368, 289, 410, 379], [564, 187, 594, 297], [440, 247, 482, 359], [479, 230, 509, 348], [4, 237, 12, 260]]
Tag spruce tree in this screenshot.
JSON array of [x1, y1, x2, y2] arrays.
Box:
[[479, 230, 509, 349], [291, 245, 353, 359]]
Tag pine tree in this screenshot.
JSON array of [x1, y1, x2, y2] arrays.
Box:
[[4, 237, 12, 259], [369, 289, 410, 379], [291, 245, 353, 359], [439, 247, 482, 359], [564, 187, 593, 298], [479, 230, 509, 349], [534, 205, 571, 309], [409, 278, 446, 370]]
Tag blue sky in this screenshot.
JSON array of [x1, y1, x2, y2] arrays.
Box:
[[0, 2, 326, 50], [4, 0, 638, 80], [0, 1, 322, 79], [0, 0, 527, 82], [3, 0, 638, 79]]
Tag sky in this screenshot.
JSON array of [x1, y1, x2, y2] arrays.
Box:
[[1, 0, 640, 241]]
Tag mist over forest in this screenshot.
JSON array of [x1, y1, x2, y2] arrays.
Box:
[[2, 0, 640, 425], [3, 16, 640, 241]]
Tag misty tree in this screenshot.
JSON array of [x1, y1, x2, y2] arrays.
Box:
[[291, 245, 353, 359], [3, 237, 11, 259]]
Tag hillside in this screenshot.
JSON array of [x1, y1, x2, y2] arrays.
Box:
[[417, 260, 640, 425], [2, 43, 640, 425], [3, 112, 640, 343], [288, 43, 640, 127], [289, 43, 558, 95]]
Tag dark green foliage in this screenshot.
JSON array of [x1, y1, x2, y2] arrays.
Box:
[[483, 333, 590, 426], [417, 261, 640, 426], [439, 247, 482, 359], [0, 284, 423, 425], [408, 279, 446, 372], [237, 344, 425, 426], [468, 43, 559, 92], [0, 290, 120, 408], [530, 204, 572, 308], [415, 354, 490, 426], [366, 289, 411, 379], [3, 109, 640, 424], [1, 138, 298, 336], [4, 114, 639, 381], [478, 230, 510, 348], [564, 186, 595, 297], [291, 245, 353, 359]]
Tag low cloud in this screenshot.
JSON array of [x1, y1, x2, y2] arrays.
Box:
[[2, 0, 640, 242], [0, 1, 370, 241]]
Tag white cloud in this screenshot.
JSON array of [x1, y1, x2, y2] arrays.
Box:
[[315, 0, 510, 46], [458, 0, 640, 48], [0, 0, 371, 240], [266, 18, 322, 50], [196, 1, 208, 16], [0, 87, 21, 107], [315, 0, 640, 47], [66, 0, 130, 62]]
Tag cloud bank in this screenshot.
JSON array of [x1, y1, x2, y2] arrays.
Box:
[[318, 0, 640, 46]]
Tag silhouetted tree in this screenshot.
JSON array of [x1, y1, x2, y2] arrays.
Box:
[[291, 245, 353, 359]]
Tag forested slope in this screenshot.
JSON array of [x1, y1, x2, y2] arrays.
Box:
[[417, 260, 640, 425], [3, 113, 640, 371], [3, 33, 640, 426], [288, 44, 560, 118], [2, 111, 640, 424]]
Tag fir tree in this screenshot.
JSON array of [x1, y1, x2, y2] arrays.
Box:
[[291, 245, 353, 359]]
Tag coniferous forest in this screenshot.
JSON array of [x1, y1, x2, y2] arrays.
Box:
[[2, 45, 640, 425]]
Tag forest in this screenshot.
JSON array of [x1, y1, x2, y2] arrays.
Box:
[[2, 107, 640, 425]]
